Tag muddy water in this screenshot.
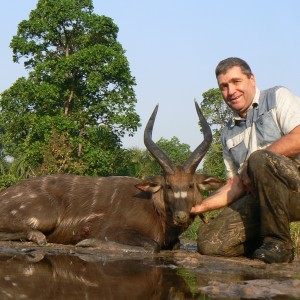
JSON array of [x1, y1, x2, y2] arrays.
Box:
[[0, 253, 197, 299], [0, 241, 300, 299]]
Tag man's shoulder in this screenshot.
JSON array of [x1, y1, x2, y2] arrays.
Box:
[[258, 86, 287, 110], [260, 86, 282, 96], [261, 86, 299, 106], [261, 86, 295, 97]]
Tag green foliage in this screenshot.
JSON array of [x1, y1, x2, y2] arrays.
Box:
[[198, 88, 232, 179], [0, 156, 33, 191], [180, 216, 201, 240], [291, 222, 300, 258], [148, 136, 192, 176], [181, 210, 222, 241], [125, 136, 192, 178], [158, 137, 192, 165], [200, 131, 226, 179], [79, 126, 129, 176], [176, 267, 199, 296], [120, 147, 152, 178], [0, 0, 140, 176], [0, 175, 20, 192], [200, 88, 232, 132]]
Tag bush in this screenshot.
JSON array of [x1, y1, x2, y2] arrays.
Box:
[[0, 175, 20, 191]]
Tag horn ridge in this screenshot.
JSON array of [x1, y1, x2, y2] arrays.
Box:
[[144, 105, 176, 174], [183, 99, 212, 173]]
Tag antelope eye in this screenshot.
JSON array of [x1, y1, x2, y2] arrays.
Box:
[[166, 184, 171, 190], [189, 183, 194, 189]]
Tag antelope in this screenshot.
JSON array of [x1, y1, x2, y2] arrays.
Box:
[[0, 101, 224, 252]]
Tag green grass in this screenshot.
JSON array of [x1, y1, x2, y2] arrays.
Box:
[[291, 222, 300, 258]]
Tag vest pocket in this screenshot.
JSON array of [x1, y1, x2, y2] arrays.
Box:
[[255, 111, 282, 147], [226, 133, 248, 167]]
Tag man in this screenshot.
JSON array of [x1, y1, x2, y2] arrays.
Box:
[[192, 57, 300, 263]]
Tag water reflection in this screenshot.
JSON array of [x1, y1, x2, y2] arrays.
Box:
[[0, 253, 199, 300]]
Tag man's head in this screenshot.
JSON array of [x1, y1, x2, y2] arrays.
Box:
[[215, 57, 256, 118]]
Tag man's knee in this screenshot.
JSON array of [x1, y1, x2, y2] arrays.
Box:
[[197, 217, 245, 257], [197, 195, 260, 257], [197, 224, 257, 257], [248, 149, 270, 173], [248, 149, 300, 190], [197, 228, 244, 257]]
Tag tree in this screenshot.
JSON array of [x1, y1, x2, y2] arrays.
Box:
[[125, 136, 192, 179], [200, 88, 232, 132], [154, 136, 192, 173], [120, 147, 151, 178], [201, 130, 226, 179], [199, 88, 232, 179], [0, 0, 140, 176]]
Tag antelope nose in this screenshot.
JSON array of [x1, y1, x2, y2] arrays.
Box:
[[174, 211, 189, 224]]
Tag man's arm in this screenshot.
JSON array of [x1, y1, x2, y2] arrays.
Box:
[[191, 174, 245, 214], [266, 124, 300, 157], [239, 124, 300, 190]]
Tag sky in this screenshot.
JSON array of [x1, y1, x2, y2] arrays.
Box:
[[1, 0, 300, 150]]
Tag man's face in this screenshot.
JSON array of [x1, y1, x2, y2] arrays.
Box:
[[217, 66, 256, 117]]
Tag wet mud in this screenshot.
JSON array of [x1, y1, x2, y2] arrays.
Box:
[[0, 240, 299, 299]]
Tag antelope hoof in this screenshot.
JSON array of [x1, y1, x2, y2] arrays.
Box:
[[26, 230, 47, 246]]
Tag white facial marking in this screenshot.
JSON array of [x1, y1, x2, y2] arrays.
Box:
[[174, 192, 180, 199], [173, 191, 187, 199], [181, 191, 187, 198], [10, 210, 17, 215]]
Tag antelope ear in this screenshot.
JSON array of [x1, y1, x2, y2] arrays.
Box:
[[196, 175, 225, 191], [135, 181, 162, 193]]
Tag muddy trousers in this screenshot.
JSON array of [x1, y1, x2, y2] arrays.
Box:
[[198, 150, 300, 257]]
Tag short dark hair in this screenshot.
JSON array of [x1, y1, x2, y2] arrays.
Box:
[[215, 57, 253, 78]]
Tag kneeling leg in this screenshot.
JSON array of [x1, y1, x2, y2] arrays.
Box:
[[197, 194, 261, 257]]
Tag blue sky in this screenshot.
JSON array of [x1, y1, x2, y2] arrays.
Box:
[[1, 0, 300, 150]]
